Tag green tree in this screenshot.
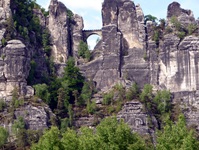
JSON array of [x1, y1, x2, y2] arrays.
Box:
[[78, 127, 99, 150], [61, 129, 79, 150], [126, 83, 139, 101], [62, 57, 84, 104], [0, 126, 8, 149], [156, 114, 199, 150], [139, 84, 153, 111], [80, 81, 93, 105], [78, 41, 91, 61], [140, 84, 153, 102], [33, 84, 51, 104], [31, 126, 62, 150], [144, 14, 157, 24], [153, 90, 171, 115], [96, 117, 148, 150]]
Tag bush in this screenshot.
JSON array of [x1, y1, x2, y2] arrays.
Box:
[[126, 83, 139, 101], [102, 91, 114, 105], [153, 90, 171, 115], [165, 26, 173, 34], [86, 100, 96, 114], [187, 23, 198, 35], [170, 16, 182, 31], [177, 31, 186, 39], [33, 84, 50, 104], [1, 38, 6, 46], [12, 116, 26, 134], [140, 84, 153, 102], [80, 81, 93, 106]]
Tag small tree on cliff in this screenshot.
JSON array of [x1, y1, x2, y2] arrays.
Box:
[[78, 41, 91, 61], [62, 57, 84, 104]]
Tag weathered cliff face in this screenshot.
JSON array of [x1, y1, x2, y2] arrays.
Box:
[[148, 2, 199, 131], [117, 100, 157, 136], [81, 0, 148, 91], [71, 14, 84, 59], [0, 40, 30, 98], [150, 2, 199, 93], [48, 0, 70, 64], [0, 0, 11, 23]]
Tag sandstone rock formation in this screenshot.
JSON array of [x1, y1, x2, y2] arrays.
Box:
[[0, 40, 30, 98], [81, 0, 148, 91], [71, 14, 84, 59], [167, 2, 196, 26], [117, 100, 157, 136], [80, 0, 199, 134], [48, 0, 70, 64]]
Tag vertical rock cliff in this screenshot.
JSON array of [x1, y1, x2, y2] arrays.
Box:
[[81, 0, 148, 91]]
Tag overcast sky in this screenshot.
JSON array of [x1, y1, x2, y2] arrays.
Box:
[[37, 0, 199, 49]]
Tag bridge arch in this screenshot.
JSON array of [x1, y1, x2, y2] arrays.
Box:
[[82, 29, 102, 42]]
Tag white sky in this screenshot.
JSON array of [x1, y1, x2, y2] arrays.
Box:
[[37, 0, 199, 49]]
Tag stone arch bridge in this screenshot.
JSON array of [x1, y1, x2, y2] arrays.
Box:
[[82, 29, 102, 42]]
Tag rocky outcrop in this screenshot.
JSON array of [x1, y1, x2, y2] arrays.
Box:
[[71, 14, 84, 59], [0, 101, 55, 133], [0, 40, 31, 98], [0, 0, 11, 24], [14, 103, 55, 130], [167, 2, 196, 26], [117, 100, 157, 136]]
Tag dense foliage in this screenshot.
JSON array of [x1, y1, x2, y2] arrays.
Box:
[[31, 117, 149, 150], [156, 114, 199, 149]]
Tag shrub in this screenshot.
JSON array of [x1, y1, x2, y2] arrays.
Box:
[[165, 26, 173, 34], [86, 100, 96, 114], [140, 84, 153, 102], [170, 16, 182, 31], [153, 90, 171, 115], [33, 84, 50, 104], [102, 91, 114, 105], [187, 23, 198, 35], [1, 38, 6, 46], [126, 83, 139, 101], [177, 31, 186, 39]]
